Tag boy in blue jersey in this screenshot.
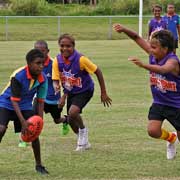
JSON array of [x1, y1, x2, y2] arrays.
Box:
[[18, 41, 69, 148], [34, 40, 69, 134], [0, 49, 49, 174], [163, 3, 180, 53]]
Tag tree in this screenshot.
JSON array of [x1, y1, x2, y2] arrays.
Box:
[[90, 0, 96, 6]]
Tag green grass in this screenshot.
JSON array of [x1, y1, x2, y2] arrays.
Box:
[[0, 16, 150, 41], [0, 40, 180, 180]]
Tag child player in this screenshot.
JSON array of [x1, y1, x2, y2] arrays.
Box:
[[52, 34, 112, 151], [163, 3, 180, 53], [113, 23, 180, 160], [0, 49, 49, 174], [148, 4, 167, 40], [18, 40, 70, 147], [34, 40, 69, 133]]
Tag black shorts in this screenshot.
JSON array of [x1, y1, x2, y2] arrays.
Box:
[[174, 39, 178, 48], [0, 108, 35, 133], [44, 102, 63, 120], [148, 103, 180, 130], [67, 90, 94, 113]]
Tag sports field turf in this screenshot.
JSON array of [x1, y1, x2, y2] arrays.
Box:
[[0, 40, 180, 180]]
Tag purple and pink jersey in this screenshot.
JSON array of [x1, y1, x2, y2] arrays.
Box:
[[148, 17, 167, 37], [149, 53, 180, 108], [57, 50, 94, 94]]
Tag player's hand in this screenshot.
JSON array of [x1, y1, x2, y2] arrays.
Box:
[[128, 57, 144, 67], [101, 92, 112, 107], [53, 81, 61, 95], [58, 94, 67, 108], [21, 120, 32, 134], [58, 98, 65, 108], [54, 85, 60, 95], [113, 23, 124, 33]]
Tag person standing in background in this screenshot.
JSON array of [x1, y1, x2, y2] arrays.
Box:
[[163, 3, 180, 53], [148, 4, 167, 40]]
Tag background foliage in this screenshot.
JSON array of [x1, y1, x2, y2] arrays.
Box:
[[1, 0, 180, 16]]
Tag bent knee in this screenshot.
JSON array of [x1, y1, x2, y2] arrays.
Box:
[[68, 105, 80, 119], [0, 125, 7, 141], [0, 125, 6, 133], [68, 111, 79, 119], [147, 127, 161, 138]]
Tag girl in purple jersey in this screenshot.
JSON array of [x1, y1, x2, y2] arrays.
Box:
[[113, 23, 180, 160], [52, 34, 112, 151], [148, 4, 167, 40]]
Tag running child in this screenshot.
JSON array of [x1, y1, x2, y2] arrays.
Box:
[[113, 23, 180, 160], [52, 34, 112, 151], [34, 40, 69, 133]]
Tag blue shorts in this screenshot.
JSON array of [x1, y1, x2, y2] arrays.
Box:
[[0, 107, 34, 133], [148, 103, 180, 130]]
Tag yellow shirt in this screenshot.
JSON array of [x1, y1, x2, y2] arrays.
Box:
[[52, 56, 97, 80]]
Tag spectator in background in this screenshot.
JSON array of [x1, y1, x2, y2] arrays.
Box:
[[148, 4, 167, 40], [163, 3, 180, 53]]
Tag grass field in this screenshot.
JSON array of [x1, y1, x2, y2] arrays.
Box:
[[0, 16, 151, 41], [1, 40, 180, 180]]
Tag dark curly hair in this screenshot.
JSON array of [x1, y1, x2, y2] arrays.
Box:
[[152, 4, 162, 12], [34, 40, 49, 50], [151, 30, 174, 52], [26, 49, 44, 64], [58, 33, 75, 47]]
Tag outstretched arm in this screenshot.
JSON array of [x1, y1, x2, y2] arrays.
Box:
[[128, 57, 179, 75], [113, 23, 151, 54], [94, 67, 112, 107]]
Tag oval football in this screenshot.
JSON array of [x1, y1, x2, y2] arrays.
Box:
[[21, 115, 44, 142]]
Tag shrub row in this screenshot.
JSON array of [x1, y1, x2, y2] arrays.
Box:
[[0, 0, 180, 16]]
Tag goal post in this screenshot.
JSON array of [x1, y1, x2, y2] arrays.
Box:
[[139, 0, 143, 37]]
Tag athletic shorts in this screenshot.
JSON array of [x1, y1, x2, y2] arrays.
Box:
[[44, 103, 63, 120], [174, 39, 178, 48], [0, 107, 35, 133], [67, 90, 94, 113], [148, 103, 180, 130]]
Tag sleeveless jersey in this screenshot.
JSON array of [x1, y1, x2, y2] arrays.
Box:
[[149, 53, 180, 108], [57, 50, 94, 94]]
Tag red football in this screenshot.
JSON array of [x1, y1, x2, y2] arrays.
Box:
[[21, 115, 44, 142]]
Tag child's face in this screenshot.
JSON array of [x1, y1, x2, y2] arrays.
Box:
[[59, 38, 74, 58], [153, 7, 161, 18], [34, 44, 49, 58], [28, 57, 44, 78], [150, 38, 168, 60], [167, 5, 175, 14]]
